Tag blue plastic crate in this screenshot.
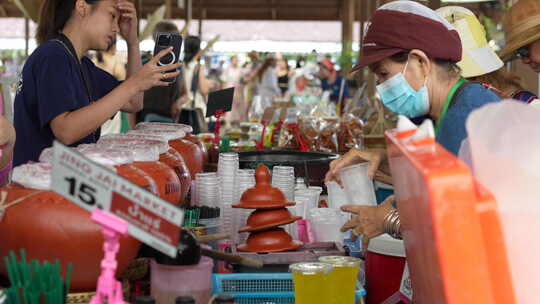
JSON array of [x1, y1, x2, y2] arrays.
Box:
[[212, 273, 366, 304]]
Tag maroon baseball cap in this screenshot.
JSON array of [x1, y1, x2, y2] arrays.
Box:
[[351, 1, 462, 73]]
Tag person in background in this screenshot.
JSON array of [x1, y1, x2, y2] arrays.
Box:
[[318, 58, 350, 106], [137, 21, 185, 123], [325, 1, 501, 248], [222, 55, 247, 124], [14, 0, 180, 166], [181, 35, 210, 116], [437, 6, 539, 103], [255, 56, 281, 103], [277, 58, 290, 95], [207, 68, 224, 91], [93, 40, 130, 134], [295, 55, 306, 69], [500, 0, 540, 107], [222, 55, 242, 88]]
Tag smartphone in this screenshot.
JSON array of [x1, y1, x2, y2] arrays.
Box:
[[153, 32, 183, 83]]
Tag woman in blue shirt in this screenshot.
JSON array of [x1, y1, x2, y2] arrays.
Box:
[[14, 0, 181, 166]]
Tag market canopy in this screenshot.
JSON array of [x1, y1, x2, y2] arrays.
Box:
[[0, 0, 484, 21]]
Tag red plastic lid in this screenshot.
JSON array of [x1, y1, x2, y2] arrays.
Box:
[[237, 228, 303, 253], [12, 162, 52, 190], [233, 164, 294, 209], [239, 208, 301, 233]]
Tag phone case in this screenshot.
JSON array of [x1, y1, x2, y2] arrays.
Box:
[[153, 32, 183, 83]]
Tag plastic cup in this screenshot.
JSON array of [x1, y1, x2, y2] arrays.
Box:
[[338, 163, 376, 206], [325, 181, 351, 210], [290, 262, 334, 304], [319, 256, 361, 304]]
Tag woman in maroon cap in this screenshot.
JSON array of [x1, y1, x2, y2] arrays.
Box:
[[325, 1, 501, 247]]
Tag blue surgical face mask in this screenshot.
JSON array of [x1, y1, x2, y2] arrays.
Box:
[[376, 60, 430, 118]]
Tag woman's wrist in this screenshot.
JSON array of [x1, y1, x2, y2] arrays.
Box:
[[120, 78, 141, 96], [383, 208, 402, 239]]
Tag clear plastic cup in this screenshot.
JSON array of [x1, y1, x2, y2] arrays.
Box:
[[318, 256, 361, 304], [290, 262, 334, 304], [295, 189, 321, 211], [325, 181, 351, 210], [308, 208, 344, 243], [338, 162, 376, 206]]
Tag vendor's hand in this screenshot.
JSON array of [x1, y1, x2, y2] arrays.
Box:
[[340, 195, 395, 251], [117, 0, 138, 45], [126, 47, 182, 92], [325, 148, 386, 186]]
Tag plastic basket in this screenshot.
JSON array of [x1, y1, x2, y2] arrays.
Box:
[[212, 273, 366, 304]]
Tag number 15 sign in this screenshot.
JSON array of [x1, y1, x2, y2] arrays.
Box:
[[50, 141, 184, 258]]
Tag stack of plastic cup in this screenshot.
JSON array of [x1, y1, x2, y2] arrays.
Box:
[[295, 189, 321, 214], [217, 153, 239, 243], [291, 188, 320, 241], [338, 162, 377, 206], [233, 169, 256, 244], [271, 166, 295, 202], [195, 172, 220, 207]]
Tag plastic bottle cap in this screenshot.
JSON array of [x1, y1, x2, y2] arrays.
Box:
[[77, 145, 134, 166], [134, 296, 155, 304], [128, 129, 186, 141], [136, 122, 193, 134], [100, 135, 170, 155], [175, 296, 196, 304], [97, 142, 159, 162]]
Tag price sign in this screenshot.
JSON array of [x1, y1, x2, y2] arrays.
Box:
[[50, 141, 183, 257]]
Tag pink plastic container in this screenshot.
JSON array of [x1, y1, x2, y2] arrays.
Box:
[[151, 256, 214, 304]]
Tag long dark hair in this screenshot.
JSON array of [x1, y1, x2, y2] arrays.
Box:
[[255, 57, 276, 83], [36, 0, 100, 45], [184, 36, 201, 64]]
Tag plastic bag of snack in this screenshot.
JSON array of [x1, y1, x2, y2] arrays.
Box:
[[339, 114, 364, 152], [318, 118, 339, 153]]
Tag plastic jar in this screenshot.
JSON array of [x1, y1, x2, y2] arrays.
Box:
[[136, 122, 209, 165], [113, 133, 192, 203], [99, 142, 182, 206], [151, 257, 213, 304], [78, 146, 159, 196], [129, 129, 204, 180], [0, 163, 140, 291]]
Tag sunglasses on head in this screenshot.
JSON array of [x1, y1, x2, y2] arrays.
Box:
[[515, 45, 530, 59]]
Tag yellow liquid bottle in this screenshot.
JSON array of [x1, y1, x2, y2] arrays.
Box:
[[290, 262, 334, 304], [319, 256, 361, 304]]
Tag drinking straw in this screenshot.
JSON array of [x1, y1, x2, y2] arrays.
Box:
[[3, 250, 74, 304]]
